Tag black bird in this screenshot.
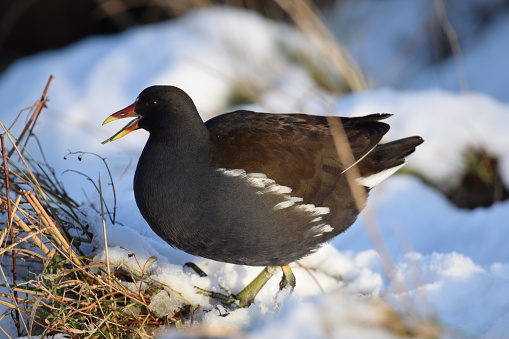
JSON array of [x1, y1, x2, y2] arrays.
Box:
[[102, 85, 423, 307]]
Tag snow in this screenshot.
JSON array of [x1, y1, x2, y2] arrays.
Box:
[[1, 4, 509, 338]]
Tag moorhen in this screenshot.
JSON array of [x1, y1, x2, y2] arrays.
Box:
[[102, 85, 423, 307]]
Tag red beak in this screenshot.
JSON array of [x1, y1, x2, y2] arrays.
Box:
[[101, 100, 140, 144]]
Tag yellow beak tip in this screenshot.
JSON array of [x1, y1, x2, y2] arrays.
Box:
[[102, 116, 118, 125]]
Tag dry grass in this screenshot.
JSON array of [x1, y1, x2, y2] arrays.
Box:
[[0, 77, 195, 338]]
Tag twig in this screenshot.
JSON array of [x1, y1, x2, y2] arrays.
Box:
[[275, 0, 367, 92], [325, 117, 367, 210], [31, 134, 80, 208], [98, 174, 111, 279], [0, 299, 16, 309], [64, 151, 117, 223], [8, 75, 55, 158], [0, 193, 53, 258], [0, 261, 29, 336], [23, 190, 83, 267], [433, 0, 468, 91], [0, 122, 47, 200], [8, 210, 52, 257], [326, 115, 400, 281], [1, 134, 21, 336], [295, 261, 324, 293], [0, 313, 15, 339]]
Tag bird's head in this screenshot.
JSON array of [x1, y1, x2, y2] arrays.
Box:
[[102, 85, 197, 144]]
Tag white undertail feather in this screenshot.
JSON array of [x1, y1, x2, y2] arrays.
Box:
[[218, 168, 333, 236], [356, 162, 406, 188]]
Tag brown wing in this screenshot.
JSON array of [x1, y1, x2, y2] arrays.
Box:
[[205, 110, 391, 206]]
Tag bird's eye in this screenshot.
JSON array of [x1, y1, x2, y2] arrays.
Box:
[[147, 100, 158, 107]]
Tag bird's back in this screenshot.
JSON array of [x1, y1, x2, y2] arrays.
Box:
[[206, 111, 403, 234]]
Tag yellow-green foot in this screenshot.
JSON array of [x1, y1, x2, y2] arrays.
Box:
[[195, 287, 237, 305], [235, 266, 278, 307], [280, 265, 296, 290], [194, 265, 296, 308]]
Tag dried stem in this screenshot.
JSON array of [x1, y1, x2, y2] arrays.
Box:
[[0, 122, 47, 200], [433, 0, 468, 91], [23, 190, 83, 267], [8, 75, 55, 159], [65, 150, 117, 224], [98, 174, 111, 279], [1, 133, 21, 336], [326, 118, 402, 295], [275, 0, 367, 92]]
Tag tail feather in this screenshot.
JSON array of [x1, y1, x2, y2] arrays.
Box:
[[371, 136, 424, 169], [356, 136, 423, 188]]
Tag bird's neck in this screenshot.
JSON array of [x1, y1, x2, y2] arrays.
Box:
[[137, 121, 212, 183], [149, 118, 210, 154], [133, 124, 214, 235]]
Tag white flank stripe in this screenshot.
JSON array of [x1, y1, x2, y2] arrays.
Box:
[[263, 183, 292, 194], [248, 177, 274, 188], [315, 224, 334, 233], [311, 223, 334, 237], [221, 168, 246, 177], [274, 200, 296, 210], [217, 168, 330, 219], [249, 172, 268, 178], [297, 205, 330, 216]]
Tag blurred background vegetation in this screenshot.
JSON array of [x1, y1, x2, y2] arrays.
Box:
[[0, 0, 333, 73], [2, 0, 508, 74]]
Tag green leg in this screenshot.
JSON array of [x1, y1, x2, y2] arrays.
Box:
[[236, 266, 278, 308], [195, 265, 296, 308], [279, 265, 296, 290]]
